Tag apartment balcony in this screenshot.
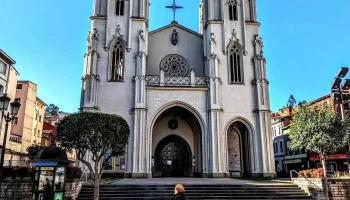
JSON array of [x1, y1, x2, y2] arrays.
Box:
[[145, 70, 209, 88]]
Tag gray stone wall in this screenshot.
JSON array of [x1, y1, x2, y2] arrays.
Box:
[[292, 178, 350, 200], [227, 130, 241, 175], [0, 181, 83, 200]]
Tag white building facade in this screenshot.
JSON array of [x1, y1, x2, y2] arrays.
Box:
[[80, 0, 275, 178]]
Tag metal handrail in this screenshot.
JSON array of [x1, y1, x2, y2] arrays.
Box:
[[290, 170, 323, 191], [78, 169, 88, 185]]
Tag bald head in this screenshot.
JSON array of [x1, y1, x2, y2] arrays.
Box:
[[174, 184, 185, 194]]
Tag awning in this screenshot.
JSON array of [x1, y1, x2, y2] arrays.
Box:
[[33, 161, 58, 167], [310, 154, 347, 162]]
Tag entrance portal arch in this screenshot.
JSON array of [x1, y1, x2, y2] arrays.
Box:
[[154, 135, 191, 177], [225, 117, 255, 177], [150, 103, 203, 177]]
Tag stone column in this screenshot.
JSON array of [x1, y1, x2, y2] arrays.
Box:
[[206, 34, 228, 178], [252, 35, 275, 177], [130, 30, 150, 178]]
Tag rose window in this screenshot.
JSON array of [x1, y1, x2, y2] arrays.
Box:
[[160, 54, 189, 77]]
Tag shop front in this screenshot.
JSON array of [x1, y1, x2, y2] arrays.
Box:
[[309, 148, 348, 173], [284, 152, 310, 174]]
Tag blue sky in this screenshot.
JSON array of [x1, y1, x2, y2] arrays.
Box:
[[0, 0, 349, 112]]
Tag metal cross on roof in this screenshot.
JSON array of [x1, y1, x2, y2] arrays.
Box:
[[166, 0, 183, 22]]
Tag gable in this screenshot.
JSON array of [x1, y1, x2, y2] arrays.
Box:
[[147, 23, 204, 77]]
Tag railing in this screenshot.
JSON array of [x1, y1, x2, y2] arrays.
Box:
[[145, 76, 209, 87], [290, 170, 323, 191], [3, 160, 28, 167], [78, 168, 89, 185]]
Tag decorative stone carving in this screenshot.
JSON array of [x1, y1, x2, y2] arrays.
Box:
[[139, 30, 145, 41], [171, 29, 178, 45], [210, 33, 215, 42], [105, 25, 125, 51], [230, 29, 239, 43], [227, 0, 238, 5], [160, 54, 189, 76], [116, 25, 122, 38]]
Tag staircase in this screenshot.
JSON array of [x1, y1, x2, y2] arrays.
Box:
[[77, 184, 313, 199]]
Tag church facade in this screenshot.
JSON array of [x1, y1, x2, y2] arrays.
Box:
[[80, 0, 275, 178]]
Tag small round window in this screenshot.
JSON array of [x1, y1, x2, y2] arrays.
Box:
[[168, 119, 179, 130]]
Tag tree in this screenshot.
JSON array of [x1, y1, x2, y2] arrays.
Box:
[[298, 100, 308, 106], [56, 112, 130, 200], [45, 104, 59, 116], [27, 143, 46, 160], [289, 103, 350, 199]]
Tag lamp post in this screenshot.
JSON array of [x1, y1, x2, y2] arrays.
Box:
[[0, 94, 21, 193], [330, 67, 350, 173]]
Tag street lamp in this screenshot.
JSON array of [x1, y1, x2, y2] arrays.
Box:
[[0, 94, 21, 192], [330, 67, 350, 174]]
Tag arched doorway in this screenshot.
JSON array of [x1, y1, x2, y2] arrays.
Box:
[[151, 105, 203, 177], [226, 120, 252, 177], [154, 135, 191, 177]]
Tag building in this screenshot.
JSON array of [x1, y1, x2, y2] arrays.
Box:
[[10, 81, 46, 161], [273, 94, 349, 174], [271, 112, 285, 173], [0, 49, 21, 166], [44, 112, 70, 127], [41, 121, 56, 146], [79, 0, 275, 178]]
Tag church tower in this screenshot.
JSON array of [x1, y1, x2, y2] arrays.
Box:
[[80, 0, 149, 176], [200, 0, 275, 176]]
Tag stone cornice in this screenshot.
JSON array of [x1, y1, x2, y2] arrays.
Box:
[[253, 109, 271, 113], [245, 21, 260, 26], [146, 87, 208, 91], [90, 15, 107, 20], [130, 17, 148, 23]]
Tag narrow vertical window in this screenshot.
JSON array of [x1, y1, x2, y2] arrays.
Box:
[[228, 44, 243, 83], [0, 60, 7, 75], [116, 0, 125, 16], [280, 141, 284, 153], [228, 0, 238, 21], [110, 39, 124, 81]]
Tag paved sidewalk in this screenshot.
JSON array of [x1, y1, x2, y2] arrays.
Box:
[[111, 178, 291, 186]]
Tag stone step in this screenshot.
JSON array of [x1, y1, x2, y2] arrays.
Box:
[[83, 184, 299, 188], [77, 196, 313, 200], [79, 190, 308, 194], [81, 187, 302, 191], [77, 184, 313, 200], [78, 193, 310, 197]]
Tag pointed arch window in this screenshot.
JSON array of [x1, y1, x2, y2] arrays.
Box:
[[228, 0, 238, 21], [116, 0, 125, 16], [228, 43, 243, 83], [110, 39, 124, 81]]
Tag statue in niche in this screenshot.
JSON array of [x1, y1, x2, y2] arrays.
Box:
[[171, 29, 178, 46]]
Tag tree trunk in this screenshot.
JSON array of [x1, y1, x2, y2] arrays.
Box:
[[93, 161, 100, 200], [320, 154, 329, 200]]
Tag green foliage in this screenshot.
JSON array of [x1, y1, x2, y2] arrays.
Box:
[[56, 112, 130, 174], [2, 167, 31, 180], [289, 103, 350, 155], [298, 100, 308, 106], [45, 104, 60, 116], [26, 144, 46, 160], [14, 167, 29, 179]]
